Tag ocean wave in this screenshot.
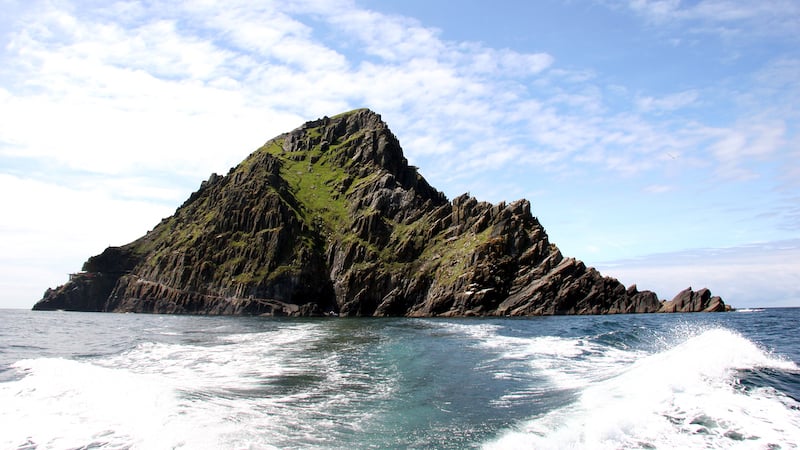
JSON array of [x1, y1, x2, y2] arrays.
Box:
[[485, 327, 800, 449], [3, 313, 798, 449], [0, 321, 396, 450], [435, 320, 647, 390], [0, 357, 217, 449]]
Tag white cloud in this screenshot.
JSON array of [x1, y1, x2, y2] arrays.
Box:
[[0, 174, 175, 308], [627, 0, 681, 21], [4, 0, 765, 188], [1, 6, 299, 178], [706, 120, 786, 180], [636, 90, 699, 112], [327, 8, 446, 62], [467, 47, 554, 77], [0, 174, 171, 251], [625, 0, 800, 34], [0, 0, 797, 308], [594, 240, 800, 308], [643, 184, 674, 194]]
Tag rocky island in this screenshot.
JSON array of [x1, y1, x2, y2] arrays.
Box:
[[34, 109, 728, 316]]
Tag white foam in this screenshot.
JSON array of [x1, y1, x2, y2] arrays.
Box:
[[0, 358, 225, 449], [485, 327, 800, 449], [479, 332, 645, 391], [432, 321, 504, 340], [0, 322, 393, 449]]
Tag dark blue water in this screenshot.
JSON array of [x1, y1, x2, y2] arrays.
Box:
[[1, 308, 798, 449]]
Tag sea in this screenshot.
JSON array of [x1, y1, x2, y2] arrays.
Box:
[[1, 308, 798, 449]]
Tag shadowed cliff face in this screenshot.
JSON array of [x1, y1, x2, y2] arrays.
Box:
[[33, 109, 728, 316]]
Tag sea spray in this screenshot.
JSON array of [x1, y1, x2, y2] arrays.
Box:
[[485, 327, 800, 449]]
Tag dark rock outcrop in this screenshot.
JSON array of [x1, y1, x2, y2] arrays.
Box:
[[33, 109, 728, 316], [659, 287, 730, 313], [36, 246, 138, 312]]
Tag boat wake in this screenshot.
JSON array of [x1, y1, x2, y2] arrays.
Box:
[[484, 327, 800, 449], [1, 316, 798, 449], [0, 322, 393, 449]]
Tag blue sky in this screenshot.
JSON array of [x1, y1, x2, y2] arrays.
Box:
[[1, 0, 798, 309]]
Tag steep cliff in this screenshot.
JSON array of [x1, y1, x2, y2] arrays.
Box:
[[33, 109, 728, 316]]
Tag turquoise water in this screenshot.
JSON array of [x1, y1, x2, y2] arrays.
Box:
[[1, 309, 798, 449]]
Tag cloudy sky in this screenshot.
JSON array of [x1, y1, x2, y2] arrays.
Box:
[[1, 0, 798, 309]]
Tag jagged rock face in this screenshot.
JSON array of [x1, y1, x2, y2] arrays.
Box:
[[33, 109, 727, 316], [660, 287, 729, 313]]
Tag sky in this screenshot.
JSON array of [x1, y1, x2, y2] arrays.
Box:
[[1, 0, 798, 309]]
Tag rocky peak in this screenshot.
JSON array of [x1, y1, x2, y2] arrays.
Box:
[[282, 110, 414, 184], [33, 109, 728, 316]]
